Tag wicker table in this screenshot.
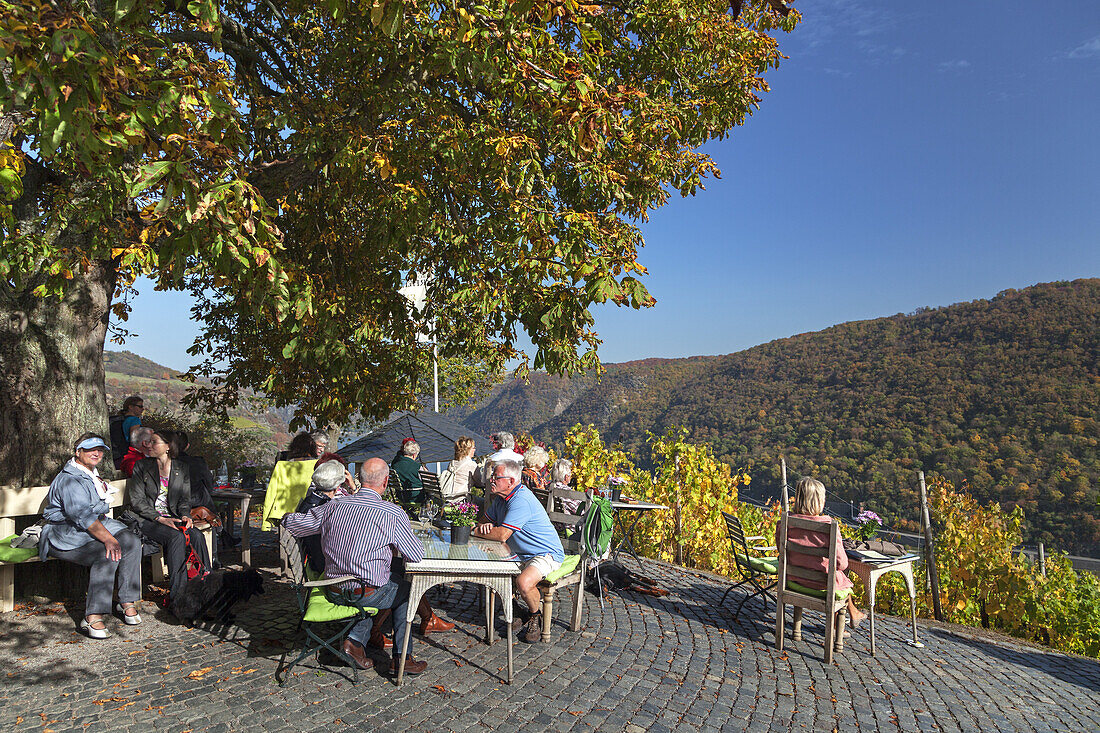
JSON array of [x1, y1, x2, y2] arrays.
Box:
[[848, 555, 923, 655], [397, 524, 521, 685]]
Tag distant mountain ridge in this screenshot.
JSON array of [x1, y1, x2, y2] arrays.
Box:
[[453, 279, 1100, 554]]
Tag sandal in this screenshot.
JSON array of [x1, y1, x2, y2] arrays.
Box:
[[80, 616, 110, 639], [116, 602, 142, 625]]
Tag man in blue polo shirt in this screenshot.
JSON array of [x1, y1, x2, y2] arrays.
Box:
[[475, 458, 564, 643]]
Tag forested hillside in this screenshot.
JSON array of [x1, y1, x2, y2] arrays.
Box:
[[459, 280, 1100, 554]]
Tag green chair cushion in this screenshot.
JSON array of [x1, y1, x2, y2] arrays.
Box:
[[544, 554, 581, 584], [786, 579, 853, 601], [0, 536, 39, 564], [735, 552, 778, 574], [303, 585, 377, 623]]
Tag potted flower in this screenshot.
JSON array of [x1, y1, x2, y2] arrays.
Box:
[[855, 509, 882, 541], [443, 500, 478, 545], [237, 460, 259, 489], [607, 476, 629, 502]]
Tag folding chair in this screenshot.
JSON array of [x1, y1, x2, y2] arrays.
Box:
[[774, 513, 850, 663], [275, 526, 378, 684], [719, 511, 778, 618]]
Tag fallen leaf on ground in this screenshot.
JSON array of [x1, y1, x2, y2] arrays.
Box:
[[186, 667, 214, 680]]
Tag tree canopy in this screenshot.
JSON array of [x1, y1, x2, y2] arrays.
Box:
[[0, 0, 799, 442]]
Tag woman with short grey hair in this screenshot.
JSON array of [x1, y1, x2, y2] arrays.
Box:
[[546, 458, 579, 513], [391, 438, 424, 504]]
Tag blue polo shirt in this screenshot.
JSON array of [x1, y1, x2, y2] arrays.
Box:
[[486, 484, 565, 562]]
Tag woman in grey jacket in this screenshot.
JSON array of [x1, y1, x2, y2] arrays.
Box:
[[41, 434, 143, 639], [127, 429, 210, 603]]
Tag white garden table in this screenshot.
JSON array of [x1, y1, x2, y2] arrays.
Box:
[[396, 524, 521, 685]]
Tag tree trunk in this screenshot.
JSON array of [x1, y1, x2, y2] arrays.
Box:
[[0, 261, 116, 488]]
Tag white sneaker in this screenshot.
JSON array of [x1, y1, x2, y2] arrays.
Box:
[[116, 603, 142, 625], [80, 617, 110, 639]]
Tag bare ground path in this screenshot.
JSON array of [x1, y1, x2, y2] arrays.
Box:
[[2, 532, 1098, 732]]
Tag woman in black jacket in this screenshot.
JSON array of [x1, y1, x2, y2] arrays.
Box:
[[127, 429, 211, 602]]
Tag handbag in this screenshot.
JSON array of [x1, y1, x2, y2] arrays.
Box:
[[190, 506, 221, 527], [11, 520, 45, 549], [181, 527, 206, 581]]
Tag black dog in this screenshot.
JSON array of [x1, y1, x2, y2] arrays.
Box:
[[171, 568, 264, 625]]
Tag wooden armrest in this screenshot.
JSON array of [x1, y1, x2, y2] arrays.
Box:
[[304, 575, 356, 588], [745, 535, 766, 541], [752, 545, 777, 553]]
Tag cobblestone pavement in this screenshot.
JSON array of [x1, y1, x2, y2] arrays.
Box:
[[2, 532, 1098, 732]]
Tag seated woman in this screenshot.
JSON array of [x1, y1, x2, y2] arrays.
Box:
[[40, 433, 143, 639], [295, 461, 346, 575], [447, 436, 478, 501], [314, 452, 357, 496], [127, 428, 211, 604], [779, 477, 866, 628], [390, 438, 424, 504], [546, 458, 581, 514], [521, 446, 550, 497]]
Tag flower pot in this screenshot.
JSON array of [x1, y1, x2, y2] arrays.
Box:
[[451, 525, 471, 545]]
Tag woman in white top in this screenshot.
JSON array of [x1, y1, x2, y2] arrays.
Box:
[[448, 436, 478, 499]]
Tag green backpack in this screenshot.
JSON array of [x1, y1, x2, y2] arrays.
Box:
[[583, 495, 614, 560]]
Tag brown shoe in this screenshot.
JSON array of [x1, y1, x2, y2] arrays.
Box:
[[340, 639, 372, 670], [390, 655, 427, 676], [419, 614, 455, 635], [367, 630, 393, 650], [523, 613, 543, 643]]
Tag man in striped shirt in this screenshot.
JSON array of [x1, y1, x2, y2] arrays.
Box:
[[284, 457, 442, 675]]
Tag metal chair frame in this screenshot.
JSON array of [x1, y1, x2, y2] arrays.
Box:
[[276, 526, 376, 685], [720, 511, 779, 618]]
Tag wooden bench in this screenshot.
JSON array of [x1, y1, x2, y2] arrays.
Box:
[[0, 480, 214, 612]]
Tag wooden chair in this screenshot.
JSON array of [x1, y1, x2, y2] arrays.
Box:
[[275, 525, 378, 685], [418, 468, 443, 505], [535, 484, 594, 641], [774, 513, 849, 663], [719, 511, 778, 619]]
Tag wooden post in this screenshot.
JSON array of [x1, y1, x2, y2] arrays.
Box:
[[919, 471, 943, 621], [1038, 543, 1046, 576], [673, 455, 683, 566], [780, 457, 789, 512]]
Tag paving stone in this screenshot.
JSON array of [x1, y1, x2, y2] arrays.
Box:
[[2, 531, 1098, 732]]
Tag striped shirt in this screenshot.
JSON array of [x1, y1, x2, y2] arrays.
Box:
[[283, 488, 424, 588]]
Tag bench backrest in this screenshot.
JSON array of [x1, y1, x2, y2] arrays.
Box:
[[0, 479, 129, 521]]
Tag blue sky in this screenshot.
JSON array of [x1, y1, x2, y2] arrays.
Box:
[[121, 1, 1100, 371]]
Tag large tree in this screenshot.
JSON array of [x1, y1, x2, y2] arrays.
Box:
[[0, 0, 798, 486]]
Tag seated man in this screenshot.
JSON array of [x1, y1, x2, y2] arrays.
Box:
[[390, 438, 424, 504], [475, 458, 565, 643], [282, 457, 452, 675], [119, 426, 152, 477]]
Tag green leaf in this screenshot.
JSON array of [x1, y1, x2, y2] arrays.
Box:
[[128, 160, 174, 198], [114, 0, 137, 22]]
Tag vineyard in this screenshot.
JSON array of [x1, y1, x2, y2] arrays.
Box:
[[562, 424, 1100, 659]]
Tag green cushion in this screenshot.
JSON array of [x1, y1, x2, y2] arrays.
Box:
[[302, 585, 377, 623], [735, 552, 778, 574], [544, 554, 581, 584], [0, 535, 39, 564], [786, 579, 853, 601]]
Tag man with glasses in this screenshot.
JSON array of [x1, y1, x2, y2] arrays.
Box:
[[475, 459, 564, 643]]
